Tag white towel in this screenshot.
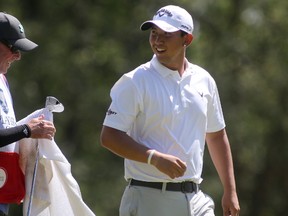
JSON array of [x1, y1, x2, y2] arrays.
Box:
[[18, 108, 96, 216]]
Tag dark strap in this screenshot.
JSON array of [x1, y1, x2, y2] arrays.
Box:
[[130, 179, 199, 193]]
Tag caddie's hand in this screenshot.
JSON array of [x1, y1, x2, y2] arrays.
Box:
[[27, 115, 56, 140], [149, 150, 187, 179]]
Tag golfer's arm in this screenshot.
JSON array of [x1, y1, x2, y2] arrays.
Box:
[[206, 129, 237, 193], [100, 126, 152, 163]]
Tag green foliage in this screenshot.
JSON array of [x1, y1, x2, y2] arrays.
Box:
[[1, 0, 288, 215]]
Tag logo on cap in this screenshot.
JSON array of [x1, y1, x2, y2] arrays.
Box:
[[18, 24, 24, 33], [181, 24, 191, 32], [156, 9, 173, 18]]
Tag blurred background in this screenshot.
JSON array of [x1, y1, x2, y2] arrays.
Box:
[[1, 0, 288, 215]]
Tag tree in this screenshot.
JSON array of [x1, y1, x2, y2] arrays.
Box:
[[1, 0, 287, 215]]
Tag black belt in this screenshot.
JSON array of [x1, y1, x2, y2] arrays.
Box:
[[130, 179, 199, 193]]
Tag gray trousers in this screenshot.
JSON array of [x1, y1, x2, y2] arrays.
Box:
[[119, 185, 215, 216]]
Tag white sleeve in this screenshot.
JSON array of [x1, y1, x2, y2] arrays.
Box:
[[206, 83, 226, 133], [103, 74, 142, 132]]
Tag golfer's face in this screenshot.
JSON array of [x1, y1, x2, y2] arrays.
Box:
[[149, 26, 186, 70]]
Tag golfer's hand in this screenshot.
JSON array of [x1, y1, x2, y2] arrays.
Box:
[[27, 115, 56, 140], [150, 150, 187, 179], [222, 190, 240, 216]]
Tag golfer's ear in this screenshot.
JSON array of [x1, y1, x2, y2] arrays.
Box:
[[185, 34, 193, 46]]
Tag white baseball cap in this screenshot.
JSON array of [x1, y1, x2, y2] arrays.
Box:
[[140, 5, 194, 34]]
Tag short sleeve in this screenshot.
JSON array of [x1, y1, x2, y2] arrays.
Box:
[[206, 83, 226, 133], [103, 74, 142, 132]]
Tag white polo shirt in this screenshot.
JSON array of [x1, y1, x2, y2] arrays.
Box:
[[103, 56, 225, 184]]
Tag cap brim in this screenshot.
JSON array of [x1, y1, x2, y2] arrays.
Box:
[[140, 20, 179, 32], [10, 38, 38, 52]]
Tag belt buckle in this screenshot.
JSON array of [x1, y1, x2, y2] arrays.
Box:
[[180, 182, 199, 193], [180, 181, 192, 193]]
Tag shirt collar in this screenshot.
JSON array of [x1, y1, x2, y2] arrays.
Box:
[[150, 55, 193, 79]]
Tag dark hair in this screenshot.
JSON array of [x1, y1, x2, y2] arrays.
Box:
[[180, 31, 188, 37], [0, 40, 18, 53]]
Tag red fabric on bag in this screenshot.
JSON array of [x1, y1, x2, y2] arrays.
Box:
[[0, 152, 25, 204]]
